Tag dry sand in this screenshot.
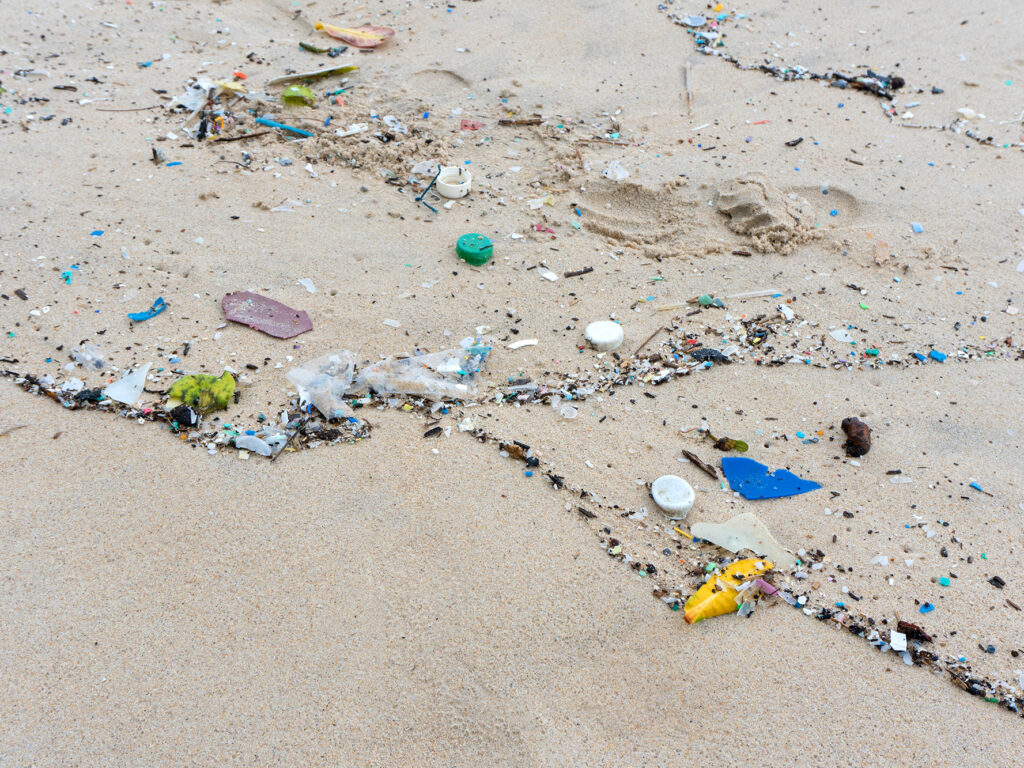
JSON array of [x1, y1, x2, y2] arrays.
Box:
[[2, 0, 1023, 764]]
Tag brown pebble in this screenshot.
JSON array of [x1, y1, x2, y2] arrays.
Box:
[[841, 417, 871, 456]]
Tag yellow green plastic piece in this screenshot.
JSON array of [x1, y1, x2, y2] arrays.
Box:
[[167, 371, 235, 413], [281, 84, 315, 107], [683, 557, 773, 624]]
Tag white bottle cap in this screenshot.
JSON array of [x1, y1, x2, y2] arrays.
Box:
[[584, 320, 623, 352], [435, 166, 472, 198], [651, 475, 695, 519]]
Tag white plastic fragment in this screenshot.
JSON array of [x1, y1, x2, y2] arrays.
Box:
[[584, 320, 623, 352], [889, 631, 907, 652], [777, 304, 796, 322], [236, 435, 272, 456], [830, 329, 856, 344], [507, 338, 538, 350], [601, 160, 630, 181], [102, 362, 152, 405], [691, 512, 798, 570], [538, 268, 559, 282], [650, 475, 695, 520], [336, 123, 369, 138], [296, 278, 316, 293]]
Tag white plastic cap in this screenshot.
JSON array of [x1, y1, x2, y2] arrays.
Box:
[[584, 320, 623, 352], [651, 475, 695, 519]]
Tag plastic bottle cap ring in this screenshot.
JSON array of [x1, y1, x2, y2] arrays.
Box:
[[456, 233, 493, 266]]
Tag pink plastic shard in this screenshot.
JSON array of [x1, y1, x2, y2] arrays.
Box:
[[221, 291, 313, 339]]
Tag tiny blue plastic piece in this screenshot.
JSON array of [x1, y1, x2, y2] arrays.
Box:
[[911, 222, 924, 233], [912, 352, 927, 362], [128, 296, 167, 322], [969, 481, 983, 492], [721, 457, 822, 500], [920, 602, 935, 614], [929, 350, 947, 362]]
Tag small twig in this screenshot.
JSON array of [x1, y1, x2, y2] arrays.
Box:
[[574, 145, 584, 170], [683, 60, 693, 117], [211, 131, 272, 142], [564, 266, 594, 278], [271, 416, 309, 461], [576, 138, 630, 146], [498, 116, 542, 126], [0, 424, 28, 437], [95, 105, 162, 112], [632, 326, 664, 357]]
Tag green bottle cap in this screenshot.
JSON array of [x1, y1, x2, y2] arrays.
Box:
[[455, 233, 493, 266]]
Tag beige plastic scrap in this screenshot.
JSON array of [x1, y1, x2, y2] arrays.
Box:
[[690, 512, 797, 570]]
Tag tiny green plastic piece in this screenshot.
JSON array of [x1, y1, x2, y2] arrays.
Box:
[[698, 294, 713, 306], [939, 577, 950, 586], [168, 371, 235, 413], [455, 233, 493, 266]]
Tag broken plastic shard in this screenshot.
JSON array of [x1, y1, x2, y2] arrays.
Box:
[[221, 291, 313, 339], [691, 512, 797, 570], [286, 350, 357, 419], [830, 328, 856, 344], [889, 630, 907, 652], [71, 343, 105, 371], [296, 278, 316, 293], [721, 457, 821, 499], [382, 115, 408, 134], [601, 160, 630, 181], [128, 296, 167, 322], [235, 435, 272, 456], [683, 558, 774, 624], [102, 362, 152, 405], [357, 342, 490, 401]]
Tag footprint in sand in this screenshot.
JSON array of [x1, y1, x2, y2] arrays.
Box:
[[576, 179, 701, 259], [714, 173, 816, 254]]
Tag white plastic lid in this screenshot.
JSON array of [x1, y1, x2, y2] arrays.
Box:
[[651, 475, 695, 519], [584, 320, 623, 352], [436, 166, 472, 199]]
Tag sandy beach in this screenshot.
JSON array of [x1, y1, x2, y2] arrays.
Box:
[[2, 0, 1022, 764]]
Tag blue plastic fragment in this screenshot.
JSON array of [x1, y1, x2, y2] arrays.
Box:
[[128, 296, 167, 322], [166, 161, 183, 167], [969, 481, 983, 492], [90, 230, 104, 236], [721, 457, 822, 500], [929, 350, 947, 362], [912, 352, 928, 362], [910, 222, 924, 233], [920, 602, 935, 614]]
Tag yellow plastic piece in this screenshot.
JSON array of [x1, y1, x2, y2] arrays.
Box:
[[683, 557, 773, 624]]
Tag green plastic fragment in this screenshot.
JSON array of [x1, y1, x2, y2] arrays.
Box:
[[866, 348, 879, 356], [704, 562, 718, 573], [859, 302, 870, 310], [168, 371, 235, 413], [981, 553, 987, 560], [698, 293, 713, 306], [281, 84, 315, 107], [939, 577, 950, 586]]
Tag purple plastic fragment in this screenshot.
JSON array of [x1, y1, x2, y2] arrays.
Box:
[[221, 291, 312, 339]]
